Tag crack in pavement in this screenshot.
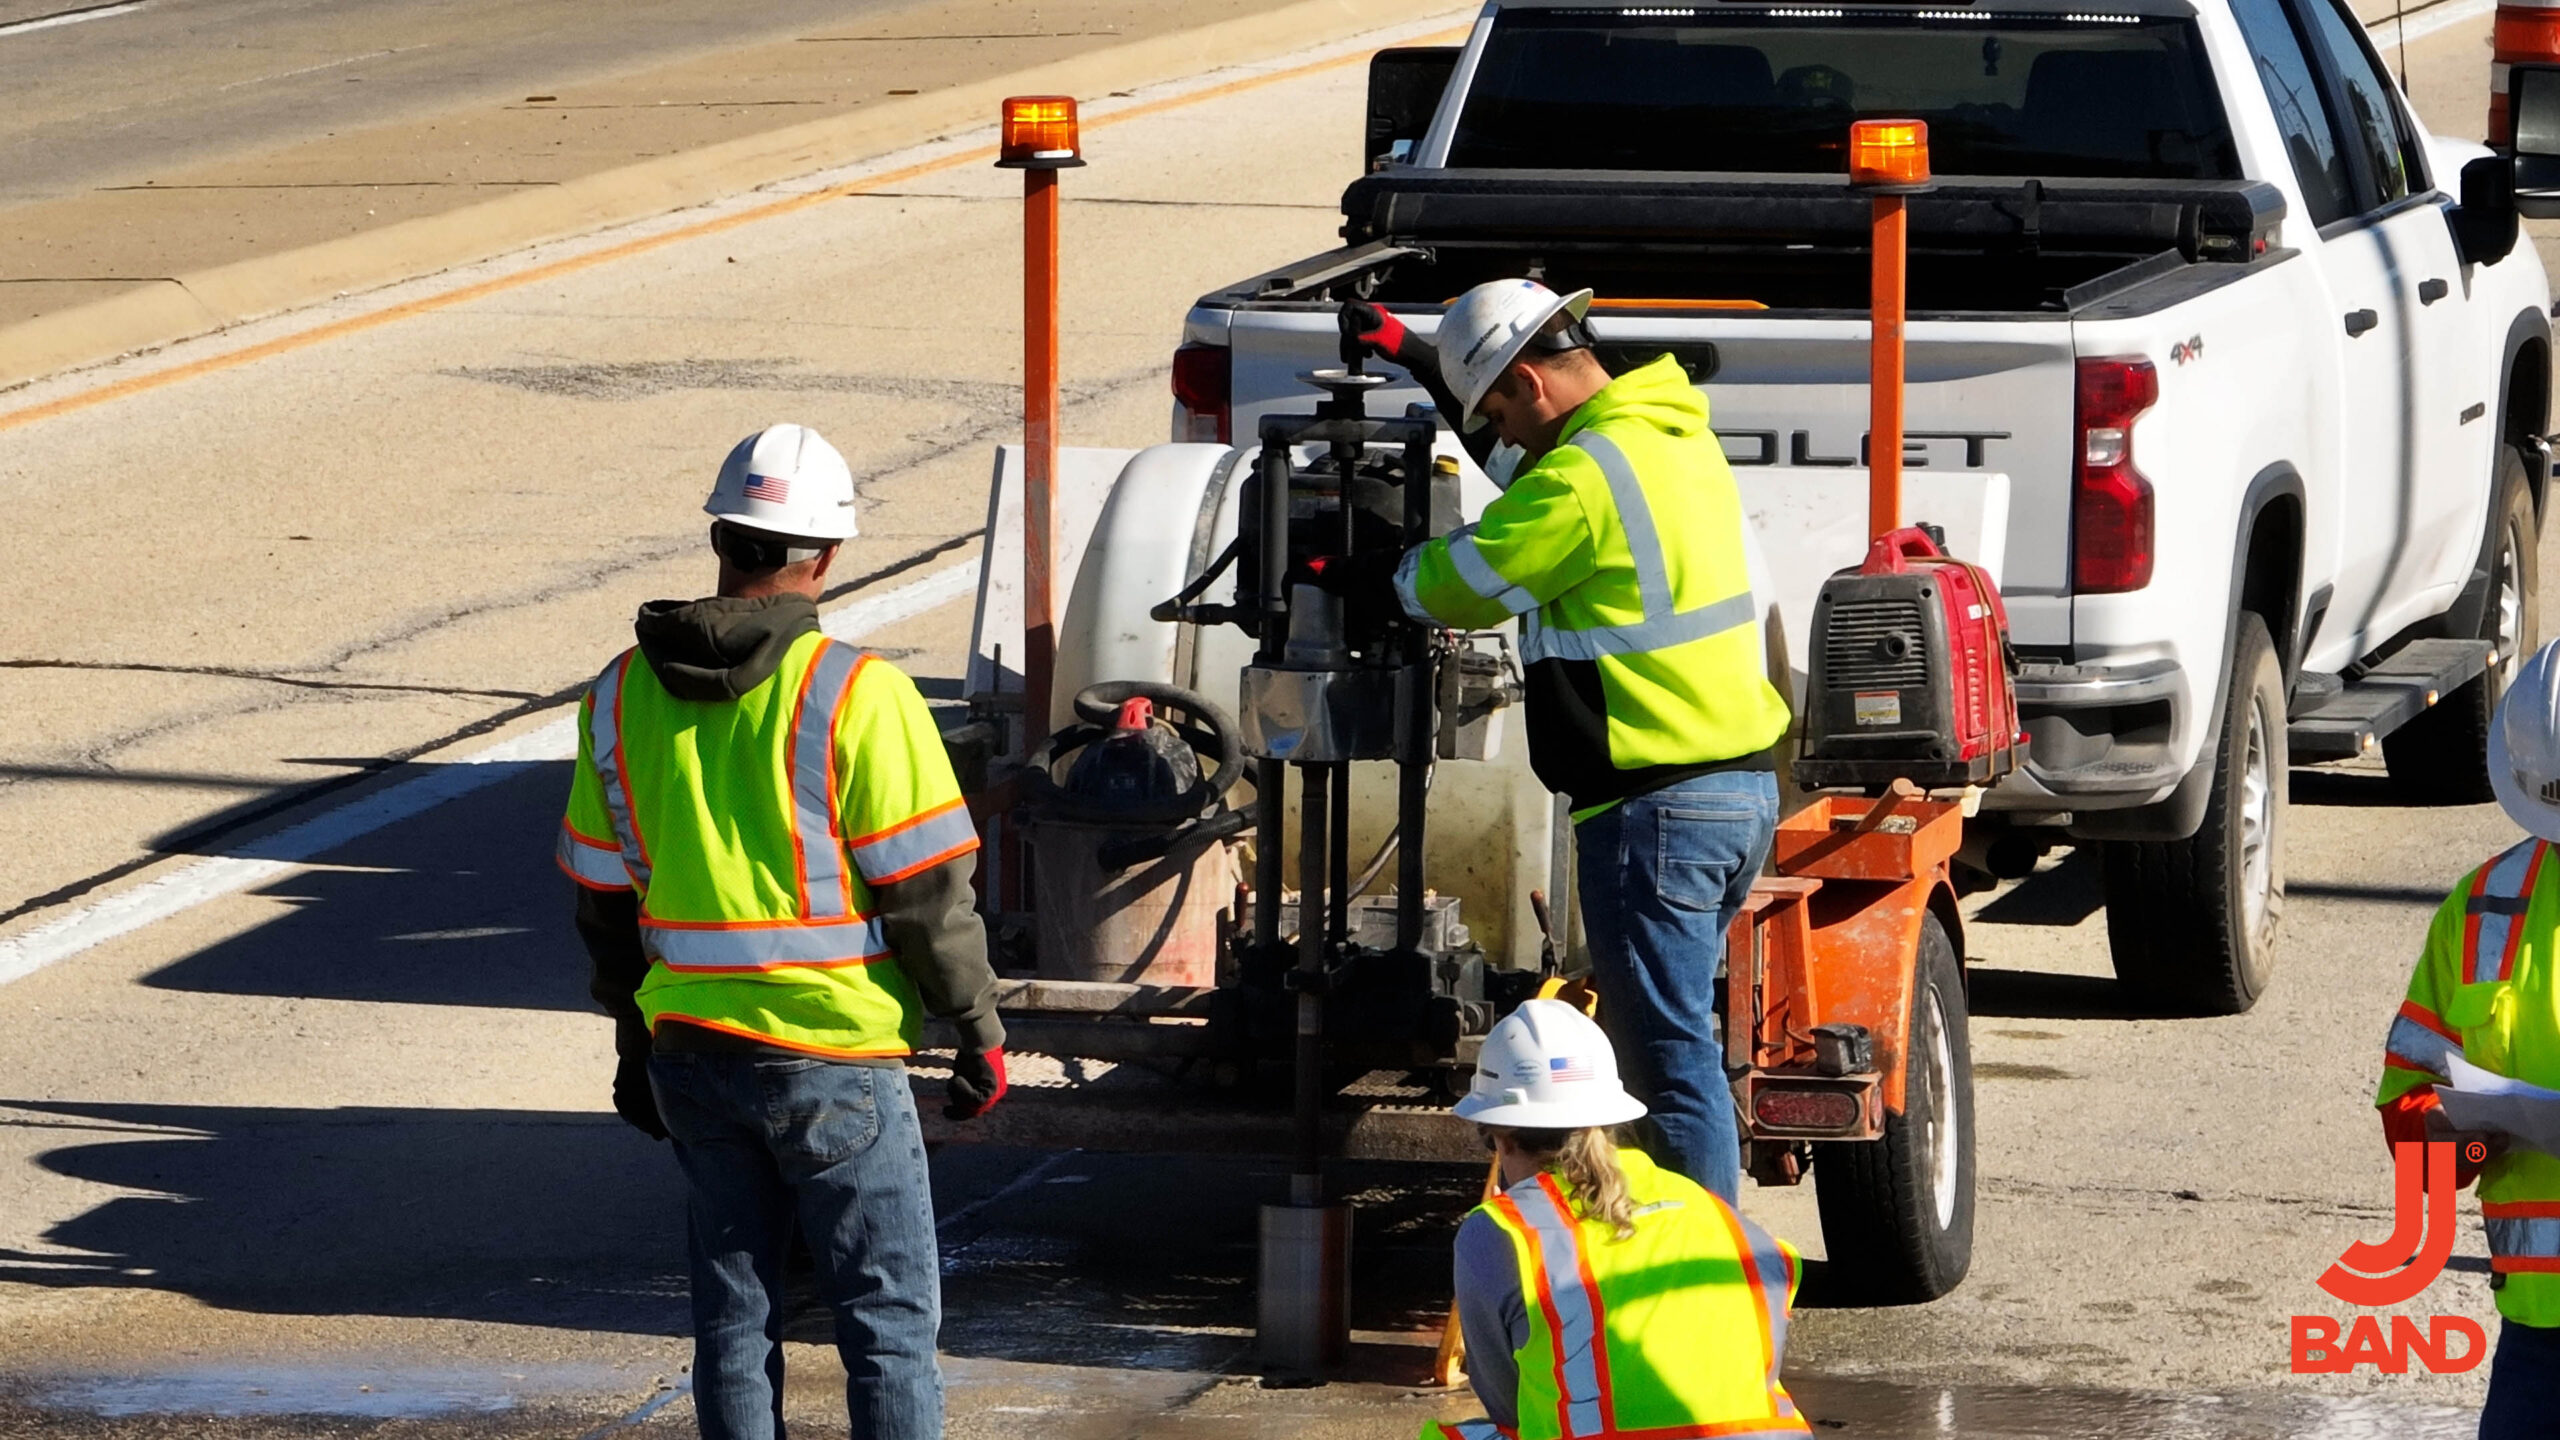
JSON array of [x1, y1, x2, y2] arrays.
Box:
[[0, 658, 544, 701], [1983, 1174, 2399, 1220]]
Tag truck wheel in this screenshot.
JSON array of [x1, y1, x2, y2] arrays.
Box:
[[1811, 910, 1973, 1304], [2102, 612, 2285, 1014], [2385, 448, 2539, 803]]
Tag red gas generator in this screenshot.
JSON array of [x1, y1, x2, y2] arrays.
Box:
[[1794, 524, 2022, 792]]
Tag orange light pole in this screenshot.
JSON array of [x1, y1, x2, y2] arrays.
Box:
[[998, 96, 1085, 745], [1849, 119, 1932, 540]]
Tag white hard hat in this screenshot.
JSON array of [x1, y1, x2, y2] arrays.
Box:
[[2492, 639, 2560, 841], [704, 423, 860, 542], [1438, 278, 1594, 433], [1454, 998, 1647, 1130]]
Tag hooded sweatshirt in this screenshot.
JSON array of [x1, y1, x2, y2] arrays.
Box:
[[575, 592, 1001, 1065]]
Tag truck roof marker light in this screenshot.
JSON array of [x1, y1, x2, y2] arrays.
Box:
[[998, 95, 1085, 169], [1849, 118, 1931, 192]]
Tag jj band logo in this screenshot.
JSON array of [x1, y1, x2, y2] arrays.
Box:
[[2290, 1141, 2489, 1374]]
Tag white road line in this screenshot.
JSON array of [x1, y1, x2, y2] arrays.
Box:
[[0, 557, 983, 989], [2380, 0, 2497, 51], [0, 1, 144, 39]]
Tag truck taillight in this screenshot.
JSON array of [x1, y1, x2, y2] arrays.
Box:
[[2073, 356, 2158, 594], [1171, 343, 1230, 444]]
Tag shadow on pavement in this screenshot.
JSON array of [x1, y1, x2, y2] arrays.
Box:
[[140, 761, 591, 1013], [0, 1100, 689, 1334], [1968, 846, 2104, 929], [1965, 968, 2166, 1021]]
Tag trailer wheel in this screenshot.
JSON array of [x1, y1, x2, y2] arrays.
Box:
[[2101, 611, 2285, 1015], [1811, 910, 1974, 1304], [2386, 447, 2539, 803]]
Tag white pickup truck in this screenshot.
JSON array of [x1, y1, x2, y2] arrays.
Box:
[[1165, 0, 2557, 1014]]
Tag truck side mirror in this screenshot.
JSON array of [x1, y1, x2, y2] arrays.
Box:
[[2454, 154, 2520, 265], [1366, 46, 1459, 173], [2513, 63, 2560, 218]]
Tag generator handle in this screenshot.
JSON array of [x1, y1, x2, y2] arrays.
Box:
[[1859, 524, 1948, 574]]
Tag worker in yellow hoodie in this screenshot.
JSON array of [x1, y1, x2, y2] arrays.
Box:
[[1324, 279, 1792, 1204]]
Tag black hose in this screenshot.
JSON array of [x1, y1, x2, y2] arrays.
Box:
[[1021, 680, 1246, 825]]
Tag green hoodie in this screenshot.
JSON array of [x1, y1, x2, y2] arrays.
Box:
[[1396, 354, 1792, 811]]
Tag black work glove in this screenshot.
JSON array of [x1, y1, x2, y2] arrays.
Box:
[[613, 1057, 668, 1141], [1292, 549, 1406, 620], [945, 1047, 1009, 1122], [1340, 299, 1440, 375]]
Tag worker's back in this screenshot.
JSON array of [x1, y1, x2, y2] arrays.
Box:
[[1463, 1146, 1808, 1439], [565, 605, 980, 1059]]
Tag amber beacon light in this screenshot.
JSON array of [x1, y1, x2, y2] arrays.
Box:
[[998, 95, 1086, 168], [1848, 118, 1931, 191]]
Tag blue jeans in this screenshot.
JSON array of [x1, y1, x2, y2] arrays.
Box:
[[648, 1053, 942, 1440], [1575, 770, 1779, 1206], [2482, 1318, 2560, 1439]]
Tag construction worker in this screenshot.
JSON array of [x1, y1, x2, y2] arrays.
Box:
[[560, 423, 1004, 1440], [1429, 998, 1808, 1440], [1325, 280, 1792, 1204], [2376, 637, 2560, 1438]]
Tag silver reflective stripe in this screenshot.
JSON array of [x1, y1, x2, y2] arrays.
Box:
[[1515, 430, 1756, 665], [1575, 432, 1672, 618], [1393, 545, 1438, 625], [2487, 1215, 2560, 1259], [1739, 1213, 1798, 1416], [2473, 840, 2544, 983], [556, 826, 633, 889], [588, 653, 652, 891], [1519, 590, 1759, 663], [852, 802, 980, 885], [791, 642, 862, 919], [644, 917, 888, 972], [1444, 524, 1540, 616], [1511, 1180, 1607, 1439], [2385, 1013, 2459, 1077]]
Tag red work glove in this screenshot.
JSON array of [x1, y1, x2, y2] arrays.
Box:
[[1340, 299, 1439, 374], [945, 1047, 1008, 1121]]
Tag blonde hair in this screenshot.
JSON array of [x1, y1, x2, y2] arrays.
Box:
[[1490, 1126, 1638, 1241]]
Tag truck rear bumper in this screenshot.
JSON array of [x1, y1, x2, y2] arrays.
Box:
[[1992, 658, 2188, 810]]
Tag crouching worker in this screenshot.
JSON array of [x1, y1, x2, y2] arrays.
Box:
[[1428, 999, 1809, 1440]]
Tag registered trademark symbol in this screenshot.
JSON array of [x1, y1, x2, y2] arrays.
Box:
[[2465, 1140, 2489, 1165]]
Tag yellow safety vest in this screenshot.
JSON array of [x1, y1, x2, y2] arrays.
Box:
[[1395, 355, 1791, 811], [2378, 837, 2560, 1324], [557, 631, 980, 1058], [1422, 1148, 1812, 1440]]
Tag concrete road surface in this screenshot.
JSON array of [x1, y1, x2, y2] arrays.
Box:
[[0, 1, 2546, 1435], [0, 0, 1318, 329]]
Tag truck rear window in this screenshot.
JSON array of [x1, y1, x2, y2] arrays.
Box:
[[1448, 8, 2239, 180]]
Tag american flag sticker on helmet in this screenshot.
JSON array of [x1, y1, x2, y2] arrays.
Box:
[[1549, 1055, 1593, 1083], [744, 472, 791, 504]]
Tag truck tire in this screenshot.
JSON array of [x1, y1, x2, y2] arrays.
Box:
[[2385, 448, 2539, 803], [1811, 910, 1973, 1304], [2102, 612, 2285, 1014]]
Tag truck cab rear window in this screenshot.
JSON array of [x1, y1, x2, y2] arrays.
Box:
[[1448, 9, 2239, 180]]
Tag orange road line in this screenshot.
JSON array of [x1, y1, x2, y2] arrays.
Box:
[[0, 24, 1467, 437]]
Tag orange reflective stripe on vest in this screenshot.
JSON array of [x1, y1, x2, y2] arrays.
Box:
[[556, 823, 633, 890], [1502, 1176, 1614, 1438], [788, 642, 864, 919], [2467, 840, 2547, 985], [1708, 1194, 1799, 1424], [586, 651, 655, 892]]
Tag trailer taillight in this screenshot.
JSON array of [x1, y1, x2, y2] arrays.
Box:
[[1171, 343, 1231, 444], [1753, 1086, 1863, 1133], [2073, 356, 2158, 594]]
